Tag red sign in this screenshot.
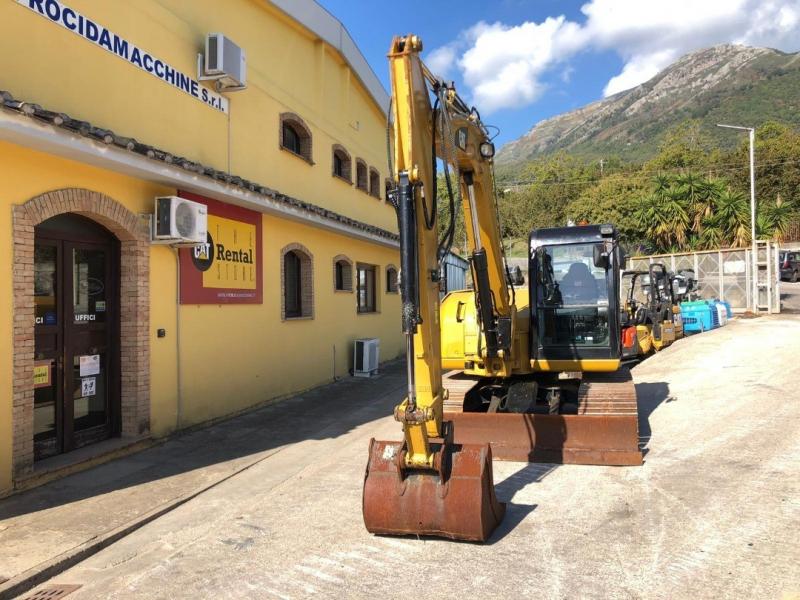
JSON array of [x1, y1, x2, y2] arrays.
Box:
[[179, 191, 263, 304]]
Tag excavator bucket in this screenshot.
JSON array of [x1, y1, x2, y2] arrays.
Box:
[[362, 438, 506, 542]]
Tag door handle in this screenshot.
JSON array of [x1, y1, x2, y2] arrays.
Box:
[[456, 301, 466, 323]]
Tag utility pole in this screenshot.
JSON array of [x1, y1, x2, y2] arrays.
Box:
[[717, 123, 756, 309]]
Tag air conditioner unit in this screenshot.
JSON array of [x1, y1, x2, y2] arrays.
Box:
[[353, 338, 380, 378], [152, 196, 208, 245], [202, 33, 247, 90]]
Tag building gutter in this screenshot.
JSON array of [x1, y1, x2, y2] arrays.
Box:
[[0, 109, 399, 249]]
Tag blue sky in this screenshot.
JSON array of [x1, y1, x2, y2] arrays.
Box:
[[318, 0, 800, 148]]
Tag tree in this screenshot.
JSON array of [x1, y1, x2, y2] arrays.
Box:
[[565, 173, 647, 249], [634, 173, 753, 252], [647, 121, 714, 171]]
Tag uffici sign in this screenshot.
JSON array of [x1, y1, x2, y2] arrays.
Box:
[[17, 0, 229, 113]]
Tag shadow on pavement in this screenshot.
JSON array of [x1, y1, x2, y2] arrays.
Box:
[[0, 362, 407, 522], [635, 381, 672, 458], [487, 462, 557, 544]]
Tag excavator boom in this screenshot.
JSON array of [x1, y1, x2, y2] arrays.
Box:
[[362, 35, 505, 542]]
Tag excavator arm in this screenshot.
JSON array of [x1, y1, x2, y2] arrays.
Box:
[[387, 34, 515, 464], [362, 35, 506, 542]]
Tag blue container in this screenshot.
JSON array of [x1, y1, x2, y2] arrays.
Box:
[[705, 300, 724, 326], [722, 301, 733, 318], [680, 301, 719, 333]]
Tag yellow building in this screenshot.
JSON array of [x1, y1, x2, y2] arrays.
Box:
[[0, 0, 403, 495]]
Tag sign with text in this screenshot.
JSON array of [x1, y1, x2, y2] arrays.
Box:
[[17, 0, 228, 113], [33, 360, 52, 389], [179, 192, 263, 304]]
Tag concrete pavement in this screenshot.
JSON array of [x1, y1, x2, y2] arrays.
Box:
[[13, 315, 800, 599], [0, 366, 406, 599]]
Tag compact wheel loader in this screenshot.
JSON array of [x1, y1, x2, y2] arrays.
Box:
[[362, 35, 640, 543]]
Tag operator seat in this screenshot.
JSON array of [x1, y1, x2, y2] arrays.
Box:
[[560, 262, 598, 303]]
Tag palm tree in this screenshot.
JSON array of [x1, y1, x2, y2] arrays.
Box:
[[676, 172, 702, 232], [636, 179, 690, 252], [715, 189, 750, 247], [762, 194, 795, 241]]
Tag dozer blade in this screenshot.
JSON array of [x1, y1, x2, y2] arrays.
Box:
[[362, 439, 506, 542], [447, 412, 642, 466], [444, 367, 642, 466]]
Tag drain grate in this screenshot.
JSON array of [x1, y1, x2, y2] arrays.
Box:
[[22, 584, 82, 600]]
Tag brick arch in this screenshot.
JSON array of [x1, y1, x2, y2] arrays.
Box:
[[279, 112, 314, 164], [332, 254, 353, 292], [331, 144, 352, 183], [11, 189, 150, 478], [280, 242, 314, 320], [368, 167, 381, 199], [355, 158, 368, 192]]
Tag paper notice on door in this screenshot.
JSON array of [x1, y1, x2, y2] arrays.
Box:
[[79, 354, 100, 376], [33, 360, 51, 389], [81, 377, 96, 397]]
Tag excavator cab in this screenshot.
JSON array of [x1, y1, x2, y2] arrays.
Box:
[[530, 225, 622, 369]]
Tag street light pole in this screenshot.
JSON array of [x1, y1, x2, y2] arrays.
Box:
[[717, 123, 757, 310]]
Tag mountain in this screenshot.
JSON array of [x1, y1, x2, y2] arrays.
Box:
[[497, 44, 800, 165]]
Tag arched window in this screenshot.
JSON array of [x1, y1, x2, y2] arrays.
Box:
[[283, 123, 301, 155], [281, 244, 314, 319], [355, 159, 368, 192], [386, 265, 398, 293], [331, 145, 352, 183], [369, 168, 381, 199], [332, 254, 353, 292], [284, 251, 302, 317], [279, 113, 313, 163]]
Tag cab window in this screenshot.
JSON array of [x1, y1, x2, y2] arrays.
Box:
[[535, 243, 610, 347]]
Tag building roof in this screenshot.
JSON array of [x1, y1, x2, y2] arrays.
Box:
[[1, 89, 399, 245], [269, 0, 389, 114]]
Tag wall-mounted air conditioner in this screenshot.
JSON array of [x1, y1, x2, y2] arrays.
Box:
[[152, 196, 208, 245], [198, 33, 247, 92], [354, 338, 380, 378]]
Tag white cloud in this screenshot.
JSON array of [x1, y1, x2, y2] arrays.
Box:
[[457, 17, 586, 112], [425, 44, 459, 80], [602, 49, 678, 96], [425, 0, 800, 113]]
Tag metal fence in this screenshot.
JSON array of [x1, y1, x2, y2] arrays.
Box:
[[627, 244, 781, 313]]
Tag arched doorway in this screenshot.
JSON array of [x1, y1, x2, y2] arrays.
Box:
[[33, 214, 121, 459], [12, 188, 150, 478]]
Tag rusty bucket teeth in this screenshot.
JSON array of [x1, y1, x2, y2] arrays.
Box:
[[362, 438, 506, 542]]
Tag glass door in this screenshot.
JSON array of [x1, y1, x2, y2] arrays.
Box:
[[65, 242, 114, 450], [33, 241, 62, 460], [33, 215, 119, 460]]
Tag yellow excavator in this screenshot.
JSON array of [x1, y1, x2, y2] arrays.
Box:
[[363, 35, 639, 542]]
